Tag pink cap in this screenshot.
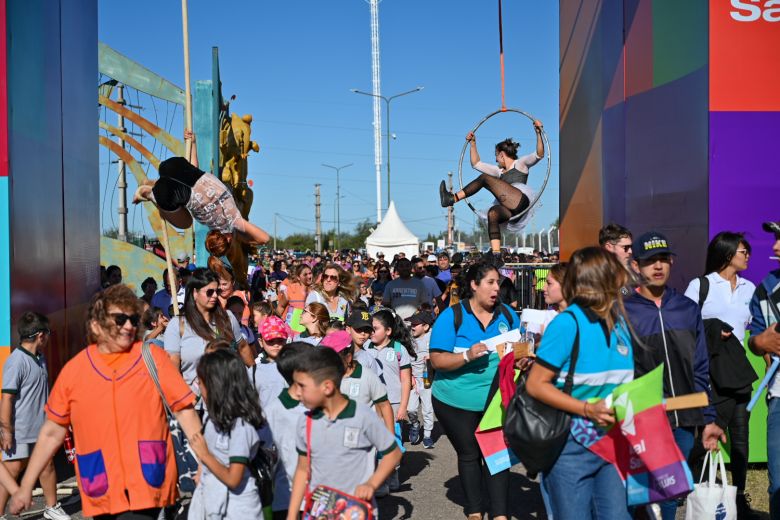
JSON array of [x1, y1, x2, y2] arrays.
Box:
[[319, 330, 352, 353], [260, 315, 290, 341]]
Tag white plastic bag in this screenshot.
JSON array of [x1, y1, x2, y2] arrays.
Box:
[[684, 451, 737, 520]]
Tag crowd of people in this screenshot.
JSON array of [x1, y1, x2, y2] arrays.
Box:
[[3, 218, 780, 520]]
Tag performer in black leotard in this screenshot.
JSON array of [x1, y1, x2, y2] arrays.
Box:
[[440, 120, 544, 254]]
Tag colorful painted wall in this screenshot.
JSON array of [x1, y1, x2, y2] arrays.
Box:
[[559, 0, 780, 462], [3, 0, 100, 375]]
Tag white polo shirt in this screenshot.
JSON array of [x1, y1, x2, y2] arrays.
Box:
[[684, 272, 756, 342]]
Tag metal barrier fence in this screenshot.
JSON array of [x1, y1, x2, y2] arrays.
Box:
[[501, 263, 557, 310]]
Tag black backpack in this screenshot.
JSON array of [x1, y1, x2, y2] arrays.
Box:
[[451, 301, 515, 334]]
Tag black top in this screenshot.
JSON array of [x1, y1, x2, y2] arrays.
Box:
[[152, 157, 205, 211], [501, 167, 528, 185]]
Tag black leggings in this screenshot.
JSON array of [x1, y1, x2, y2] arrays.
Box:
[[689, 395, 750, 491], [461, 173, 529, 240], [433, 396, 509, 517], [94, 508, 161, 520]]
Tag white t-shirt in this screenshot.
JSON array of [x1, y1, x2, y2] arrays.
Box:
[[684, 272, 755, 342]]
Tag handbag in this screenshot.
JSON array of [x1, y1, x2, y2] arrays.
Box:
[[302, 415, 374, 520], [503, 310, 580, 476], [141, 341, 200, 495], [684, 450, 737, 520]]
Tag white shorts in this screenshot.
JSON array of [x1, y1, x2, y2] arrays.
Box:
[[2, 441, 33, 461]]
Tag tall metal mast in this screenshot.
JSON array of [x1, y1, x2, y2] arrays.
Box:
[[368, 0, 383, 223]]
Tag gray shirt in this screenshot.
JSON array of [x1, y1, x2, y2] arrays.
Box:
[[250, 362, 287, 409], [382, 277, 426, 319], [411, 332, 431, 379], [340, 363, 388, 407], [198, 416, 265, 518], [295, 399, 396, 496], [366, 341, 412, 404], [164, 313, 242, 395], [353, 347, 380, 377], [1, 347, 48, 443], [263, 389, 306, 512]]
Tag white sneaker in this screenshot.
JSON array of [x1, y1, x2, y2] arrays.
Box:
[[43, 502, 71, 520]]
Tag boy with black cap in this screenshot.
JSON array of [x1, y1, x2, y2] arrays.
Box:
[[345, 310, 381, 376], [623, 231, 725, 519], [747, 221, 780, 519], [405, 311, 435, 448]]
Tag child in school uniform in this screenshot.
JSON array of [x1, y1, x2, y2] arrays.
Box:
[[319, 330, 394, 433], [188, 349, 268, 519], [0, 312, 69, 520], [405, 311, 435, 449], [251, 316, 290, 408], [345, 310, 381, 376], [263, 342, 310, 520], [286, 348, 401, 519], [365, 309, 416, 492]]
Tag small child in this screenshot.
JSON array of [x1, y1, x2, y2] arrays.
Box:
[[188, 349, 268, 519], [263, 342, 310, 519], [0, 313, 70, 520], [286, 348, 401, 518], [142, 307, 168, 348], [365, 309, 416, 492], [251, 316, 290, 408], [345, 310, 380, 376], [226, 295, 258, 349], [319, 331, 394, 433], [405, 311, 435, 448]]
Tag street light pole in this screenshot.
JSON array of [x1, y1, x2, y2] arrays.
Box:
[[322, 163, 352, 252], [351, 86, 423, 208]]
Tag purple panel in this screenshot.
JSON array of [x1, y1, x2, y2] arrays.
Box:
[[624, 67, 710, 290], [709, 111, 780, 285]]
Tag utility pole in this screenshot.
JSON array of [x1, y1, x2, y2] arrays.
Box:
[[314, 184, 322, 253], [116, 84, 128, 242], [447, 171, 454, 247], [273, 213, 278, 251]]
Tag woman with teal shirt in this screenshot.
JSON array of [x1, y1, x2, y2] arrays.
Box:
[[430, 261, 519, 520]]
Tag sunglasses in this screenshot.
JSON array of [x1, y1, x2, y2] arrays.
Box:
[[202, 288, 217, 297], [110, 313, 140, 328], [24, 328, 51, 339], [322, 274, 339, 282]]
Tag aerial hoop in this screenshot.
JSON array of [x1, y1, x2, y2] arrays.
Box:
[[457, 108, 552, 224]]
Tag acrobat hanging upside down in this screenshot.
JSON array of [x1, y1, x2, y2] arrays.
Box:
[[133, 131, 270, 252]]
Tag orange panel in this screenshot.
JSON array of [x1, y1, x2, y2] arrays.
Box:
[[710, 0, 780, 111]]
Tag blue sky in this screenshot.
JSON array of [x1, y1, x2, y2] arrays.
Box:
[[98, 0, 559, 243]]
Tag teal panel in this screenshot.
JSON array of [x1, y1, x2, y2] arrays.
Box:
[[193, 80, 216, 267], [0, 177, 9, 346], [98, 42, 185, 105], [652, 0, 708, 87]]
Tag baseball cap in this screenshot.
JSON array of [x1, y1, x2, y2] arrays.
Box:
[[406, 311, 434, 326], [260, 315, 290, 341], [319, 330, 352, 353], [632, 231, 676, 261], [346, 310, 373, 330], [763, 222, 780, 235], [377, 251, 385, 257], [426, 254, 437, 262], [176, 251, 188, 262]]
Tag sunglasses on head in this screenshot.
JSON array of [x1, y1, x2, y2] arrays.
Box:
[[109, 312, 140, 328], [322, 274, 339, 282]]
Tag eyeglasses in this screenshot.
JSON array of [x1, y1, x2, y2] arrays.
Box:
[[109, 313, 140, 328], [24, 328, 50, 339], [322, 274, 339, 282], [736, 249, 750, 256], [612, 243, 632, 253]]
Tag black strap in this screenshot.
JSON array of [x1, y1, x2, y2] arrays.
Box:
[[561, 311, 581, 396], [697, 276, 710, 308], [453, 302, 463, 333]]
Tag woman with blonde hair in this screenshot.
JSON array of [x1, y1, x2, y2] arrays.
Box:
[[304, 263, 355, 321], [526, 247, 634, 519]]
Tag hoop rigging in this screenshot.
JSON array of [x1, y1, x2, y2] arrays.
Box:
[[457, 108, 553, 225]]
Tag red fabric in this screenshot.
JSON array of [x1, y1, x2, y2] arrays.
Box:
[[498, 353, 516, 409]]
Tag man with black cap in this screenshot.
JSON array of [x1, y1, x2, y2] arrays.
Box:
[[623, 231, 725, 519], [747, 221, 780, 519]]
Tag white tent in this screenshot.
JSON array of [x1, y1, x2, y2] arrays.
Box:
[[365, 201, 419, 260]]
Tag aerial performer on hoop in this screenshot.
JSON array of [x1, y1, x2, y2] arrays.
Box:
[[440, 120, 544, 254], [133, 131, 270, 254]]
